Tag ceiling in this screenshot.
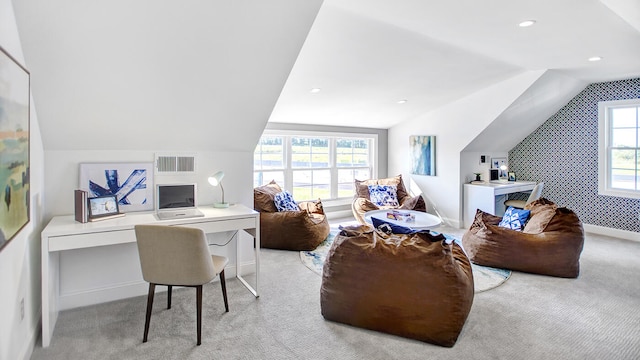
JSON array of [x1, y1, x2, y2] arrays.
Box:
[[13, 0, 323, 151], [269, 0, 640, 129]]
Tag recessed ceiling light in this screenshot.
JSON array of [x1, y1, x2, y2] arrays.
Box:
[[588, 56, 602, 62], [397, 99, 408, 104], [518, 20, 536, 27], [310, 88, 321, 93]]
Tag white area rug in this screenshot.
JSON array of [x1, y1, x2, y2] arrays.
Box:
[[300, 230, 511, 293]]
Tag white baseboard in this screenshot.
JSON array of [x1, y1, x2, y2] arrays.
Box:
[[21, 318, 40, 360], [583, 223, 640, 243], [59, 262, 255, 310], [326, 209, 353, 220]]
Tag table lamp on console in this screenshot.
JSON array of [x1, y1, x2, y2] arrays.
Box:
[[208, 171, 229, 208]]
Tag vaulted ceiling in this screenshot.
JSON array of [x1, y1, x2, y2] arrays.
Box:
[[13, 0, 323, 151], [270, 0, 640, 129], [12, 0, 640, 153]]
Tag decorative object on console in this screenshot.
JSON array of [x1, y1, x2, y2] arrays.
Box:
[[0, 46, 30, 251], [491, 157, 508, 179], [87, 195, 125, 222], [74, 189, 88, 223], [208, 171, 229, 208], [508, 171, 516, 181], [474, 173, 482, 181], [409, 135, 436, 176], [79, 163, 154, 212]]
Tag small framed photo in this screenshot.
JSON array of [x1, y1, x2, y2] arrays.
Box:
[[88, 195, 122, 220], [508, 171, 517, 182]]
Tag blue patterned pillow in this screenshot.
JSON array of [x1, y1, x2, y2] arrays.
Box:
[[274, 191, 299, 212], [368, 185, 399, 207], [498, 207, 531, 231]]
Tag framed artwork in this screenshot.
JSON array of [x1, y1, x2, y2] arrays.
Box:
[[88, 195, 120, 219], [410, 135, 436, 176], [0, 46, 30, 252], [79, 162, 154, 212], [491, 157, 508, 179], [508, 171, 517, 182]]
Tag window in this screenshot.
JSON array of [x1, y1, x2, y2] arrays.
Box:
[[598, 99, 640, 199], [254, 131, 376, 202]]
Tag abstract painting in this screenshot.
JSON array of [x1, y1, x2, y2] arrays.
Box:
[[79, 163, 154, 212], [410, 135, 436, 176], [0, 46, 30, 251]]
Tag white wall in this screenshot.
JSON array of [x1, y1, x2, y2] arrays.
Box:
[[388, 70, 545, 227], [0, 1, 46, 359]]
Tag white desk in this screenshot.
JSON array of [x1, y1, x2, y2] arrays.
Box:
[[463, 181, 537, 228], [40, 204, 259, 348]]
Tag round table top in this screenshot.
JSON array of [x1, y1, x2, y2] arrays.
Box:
[[364, 209, 442, 230]]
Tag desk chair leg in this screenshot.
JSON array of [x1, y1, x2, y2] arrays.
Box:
[[196, 285, 203, 346], [167, 285, 172, 309], [219, 270, 229, 312], [143, 283, 156, 343]]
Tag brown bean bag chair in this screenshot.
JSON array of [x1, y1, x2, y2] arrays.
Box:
[[352, 174, 426, 224], [462, 198, 584, 278], [254, 181, 330, 251], [320, 225, 474, 347]]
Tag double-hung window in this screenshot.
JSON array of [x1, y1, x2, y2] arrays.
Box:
[[254, 131, 376, 202], [598, 99, 640, 199]]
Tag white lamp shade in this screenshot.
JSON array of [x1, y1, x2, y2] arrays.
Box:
[[208, 171, 224, 186]]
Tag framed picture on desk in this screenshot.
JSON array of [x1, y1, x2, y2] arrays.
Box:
[[508, 172, 516, 181], [491, 157, 508, 179]]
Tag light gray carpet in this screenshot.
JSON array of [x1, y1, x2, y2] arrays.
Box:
[[31, 223, 640, 360]]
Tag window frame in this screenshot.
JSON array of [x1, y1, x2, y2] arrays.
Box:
[[598, 98, 640, 199], [254, 129, 378, 204]]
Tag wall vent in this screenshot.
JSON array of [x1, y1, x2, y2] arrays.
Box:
[[155, 153, 196, 174]]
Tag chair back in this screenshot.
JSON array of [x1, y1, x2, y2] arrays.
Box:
[[135, 225, 216, 286], [525, 182, 544, 205]]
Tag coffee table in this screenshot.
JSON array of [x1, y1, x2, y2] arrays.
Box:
[[364, 209, 442, 230]]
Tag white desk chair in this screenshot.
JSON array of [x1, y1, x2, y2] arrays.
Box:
[[504, 182, 544, 209]]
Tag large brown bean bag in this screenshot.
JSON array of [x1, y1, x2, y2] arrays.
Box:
[[351, 174, 426, 224], [462, 198, 584, 278], [320, 225, 474, 347], [254, 181, 330, 251]]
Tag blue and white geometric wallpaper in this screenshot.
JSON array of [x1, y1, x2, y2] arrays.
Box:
[[508, 78, 640, 232]]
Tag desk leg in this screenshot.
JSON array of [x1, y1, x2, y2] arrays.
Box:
[[41, 242, 59, 348], [236, 228, 260, 298]]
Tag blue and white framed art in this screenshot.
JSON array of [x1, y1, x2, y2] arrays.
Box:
[[410, 135, 436, 176], [79, 162, 154, 212]]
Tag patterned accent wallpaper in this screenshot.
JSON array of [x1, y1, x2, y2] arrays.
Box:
[[508, 78, 640, 232]]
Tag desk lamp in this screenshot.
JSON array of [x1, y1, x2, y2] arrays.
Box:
[[208, 171, 229, 208]]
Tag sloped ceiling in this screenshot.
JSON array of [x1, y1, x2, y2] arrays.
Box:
[[13, 0, 323, 151], [270, 0, 640, 129]]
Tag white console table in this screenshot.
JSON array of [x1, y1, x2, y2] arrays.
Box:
[[40, 204, 259, 348], [463, 181, 537, 228]]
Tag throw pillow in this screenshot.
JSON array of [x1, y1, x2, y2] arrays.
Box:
[[498, 206, 531, 231], [371, 216, 415, 234], [368, 185, 400, 207], [273, 191, 299, 212]]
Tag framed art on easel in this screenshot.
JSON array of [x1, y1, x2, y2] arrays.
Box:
[[0, 46, 30, 252]]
